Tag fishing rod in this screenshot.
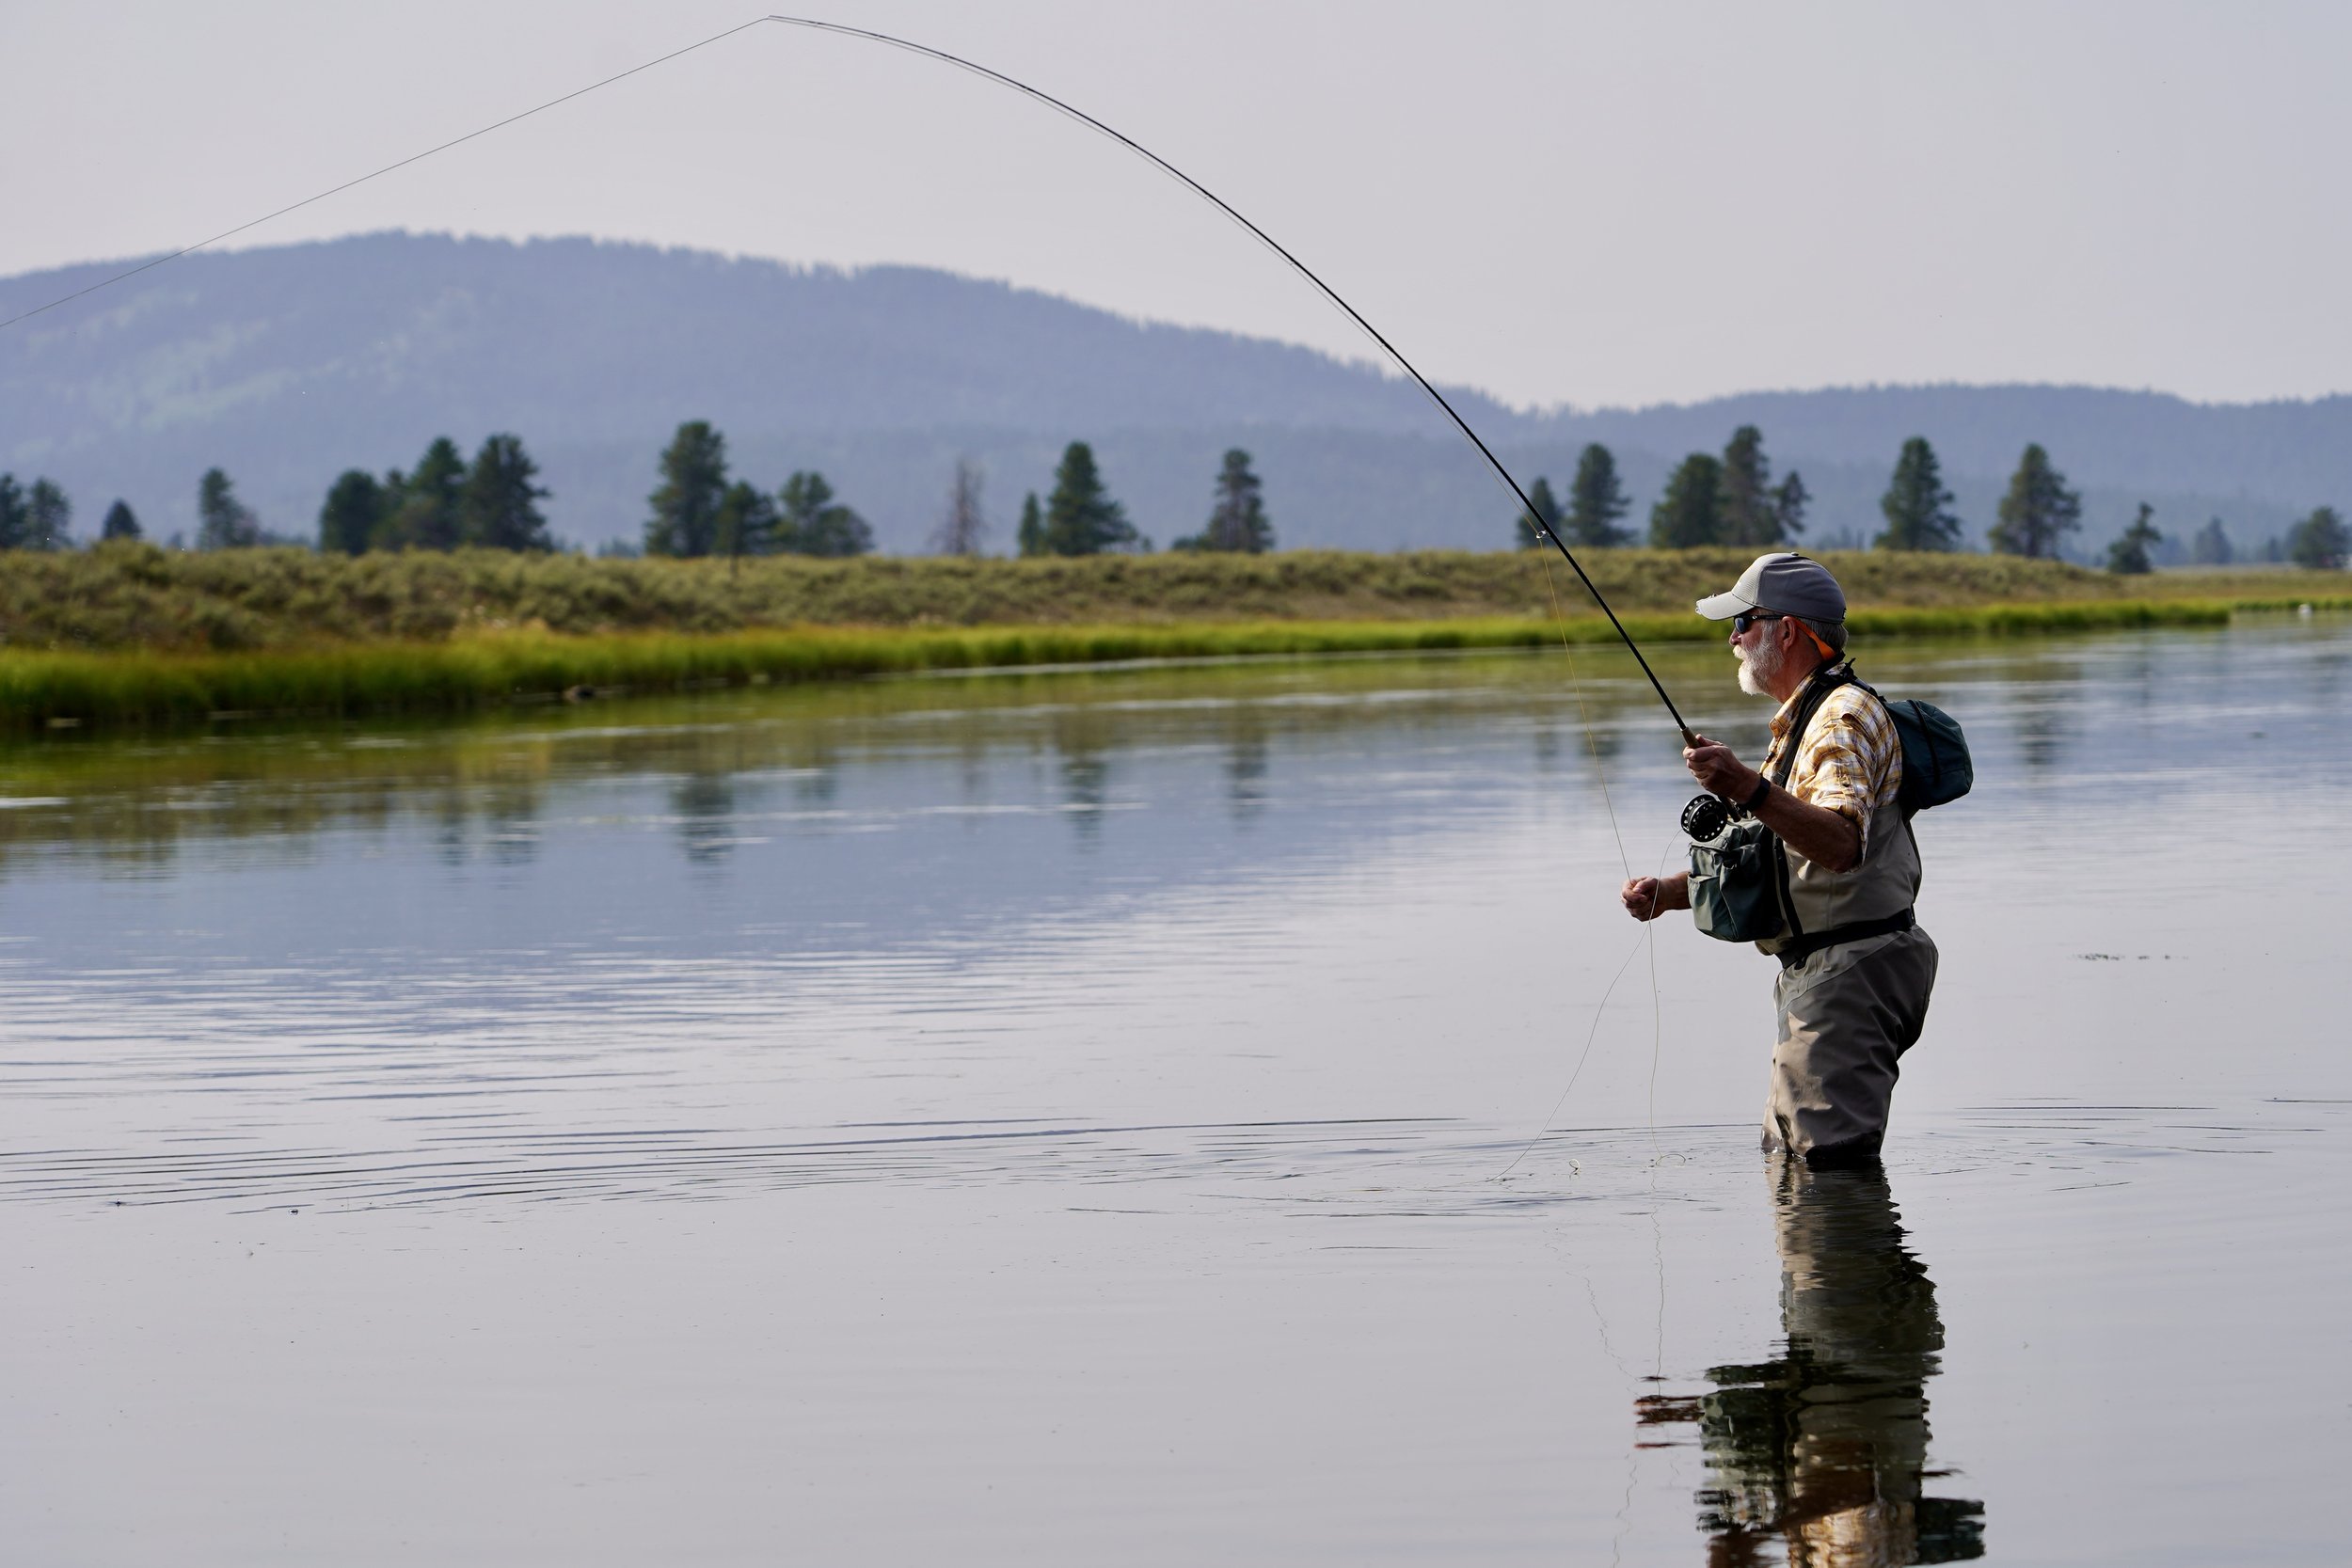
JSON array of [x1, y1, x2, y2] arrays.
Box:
[[752, 15, 1699, 744], [4, 12, 1697, 743]]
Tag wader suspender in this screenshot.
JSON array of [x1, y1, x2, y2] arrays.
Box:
[[1768, 663, 1917, 971]]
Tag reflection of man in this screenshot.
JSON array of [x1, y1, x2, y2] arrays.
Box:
[[1620, 553, 1936, 1166], [1637, 1159, 1985, 1564]]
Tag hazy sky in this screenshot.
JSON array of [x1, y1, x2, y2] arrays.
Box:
[[6, 1, 2348, 410]]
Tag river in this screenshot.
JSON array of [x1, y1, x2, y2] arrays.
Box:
[[5, 620, 2346, 1564]]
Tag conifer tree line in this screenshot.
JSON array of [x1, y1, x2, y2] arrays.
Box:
[[1511, 428, 2344, 567], [1519, 429, 1809, 551], [6, 426, 2344, 566], [311, 434, 553, 555], [0, 473, 78, 550], [1011, 442, 1276, 557], [1515, 444, 1635, 549], [640, 420, 874, 561]]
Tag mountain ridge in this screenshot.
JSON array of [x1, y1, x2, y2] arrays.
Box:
[[4, 231, 2342, 556]]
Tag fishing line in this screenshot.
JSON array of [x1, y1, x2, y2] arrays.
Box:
[[1510, 520, 1677, 1183], [721, 20, 1697, 1151], [0, 19, 773, 334], [1492, 920, 1651, 1181], [12, 13, 1696, 1174], [748, 14, 1698, 745], [6, 12, 1697, 745], [1492, 831, 1681, 1182], [1527, 546, 1631, 879]]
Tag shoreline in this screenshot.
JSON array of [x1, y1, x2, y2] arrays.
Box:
[[3, 595, 2341, 733]]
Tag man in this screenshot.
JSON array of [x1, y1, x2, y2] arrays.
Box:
[[1620, 552, 1936, 1166]]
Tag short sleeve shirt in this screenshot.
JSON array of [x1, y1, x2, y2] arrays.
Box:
[[1760, 679, 1902, 857]]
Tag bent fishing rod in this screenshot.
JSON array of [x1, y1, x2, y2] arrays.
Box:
[[4, 12, 1698, 743], [752, 16, 1698, 745]]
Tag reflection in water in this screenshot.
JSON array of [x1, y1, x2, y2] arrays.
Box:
[[1052, 709, 1115, 843], [1225, 716, 1270, 821], [672, 771, 738, 865], [3, 625, 2348, 1567], [0, 625, 2337, 881], [791, 755, 838, 805], [1638, 1160, 1985, 1564], [2014, 697, 2067, 775]]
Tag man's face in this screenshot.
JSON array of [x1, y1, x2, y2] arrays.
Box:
[[1733, 615, 1787, 697]]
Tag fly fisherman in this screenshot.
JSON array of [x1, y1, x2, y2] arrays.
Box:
[[1619, 553, 1936, 1167]]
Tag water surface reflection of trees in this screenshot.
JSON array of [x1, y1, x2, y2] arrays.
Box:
[[1636, 1160, 1985, 1564], [0, 654, 1738, 873]]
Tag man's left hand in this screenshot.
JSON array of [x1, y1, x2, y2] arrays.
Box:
[[1682, 733, 1760, 801]]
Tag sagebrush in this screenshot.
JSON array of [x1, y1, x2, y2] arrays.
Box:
[[0, 543, 2297, 653]]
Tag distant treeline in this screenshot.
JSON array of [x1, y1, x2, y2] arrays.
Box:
[[619, 423, 1275, 563], [1514, 427, 2350, 572], [8, 420, 2347, 573]]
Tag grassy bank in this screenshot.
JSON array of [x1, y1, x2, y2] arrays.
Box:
[[0, 599, 2269, 732], [3, 543, 2343, 653], [0, 544, 2342, 730]]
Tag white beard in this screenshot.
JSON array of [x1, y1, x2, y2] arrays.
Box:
[[1736, 634, 1785, 697]]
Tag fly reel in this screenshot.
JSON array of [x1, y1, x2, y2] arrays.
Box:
[[1681, 793, 1742, 843]]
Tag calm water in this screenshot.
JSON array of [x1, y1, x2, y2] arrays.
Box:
[[4, 622, 2347, 1565]]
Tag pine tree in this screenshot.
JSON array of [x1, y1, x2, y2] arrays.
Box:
[[1772, 470, 1809, 542], [1988, 444, 2082, 559], [1650, 453, 1724, 548], [1514, 475, 1563, 550], [1565, 444, 1632, 546], [196, 467, 262, 550], [1875, 436, 1963, 551], [1197, 448, 1274, 552], [713, 480, 780, 563], [319, 470, 385, 555], [1718, 426, 1788, 546], [1016, 492, 1045, 557], [26, 479, 71, 550], [460, 434, 552, 551], [2286, 505, 2348, 569], [100, 499, 142, 543], [0, 476, 25, 550], [930, 458, 989, 556], [644, 420, 730, 558], [2190, 516, 2233, 566], [382, 437, 466, 551], [2106, 502, 2162, 574], [776, 471, 874, 558], [1041, 442, 1137, 556]]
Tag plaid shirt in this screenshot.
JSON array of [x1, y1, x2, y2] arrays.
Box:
[[1761, 674, 1902, 857]]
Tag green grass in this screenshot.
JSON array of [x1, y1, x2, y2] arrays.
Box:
[[1, 542, 2344, 729], [0, 598, 2283, 732], [5, 542, 2342, 655]]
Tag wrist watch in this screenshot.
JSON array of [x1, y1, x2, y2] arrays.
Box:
[[1742, 776, 1772, 813]]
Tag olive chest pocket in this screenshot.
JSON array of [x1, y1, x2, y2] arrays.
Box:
[[1689, 820, 1785, 943]]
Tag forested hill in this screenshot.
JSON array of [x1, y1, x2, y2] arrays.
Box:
[[4, 231, 2345, 555]]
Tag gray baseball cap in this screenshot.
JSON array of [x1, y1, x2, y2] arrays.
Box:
[[1695, 551, 1847, 624]]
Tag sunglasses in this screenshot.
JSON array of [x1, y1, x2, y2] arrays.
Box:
[[1730, 610, 1786, 637]]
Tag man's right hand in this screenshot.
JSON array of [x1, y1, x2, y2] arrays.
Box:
[[1619, 872, 1691, 922]]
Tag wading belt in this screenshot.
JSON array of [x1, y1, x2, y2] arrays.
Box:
[[1775, 908, 1915, 970]]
